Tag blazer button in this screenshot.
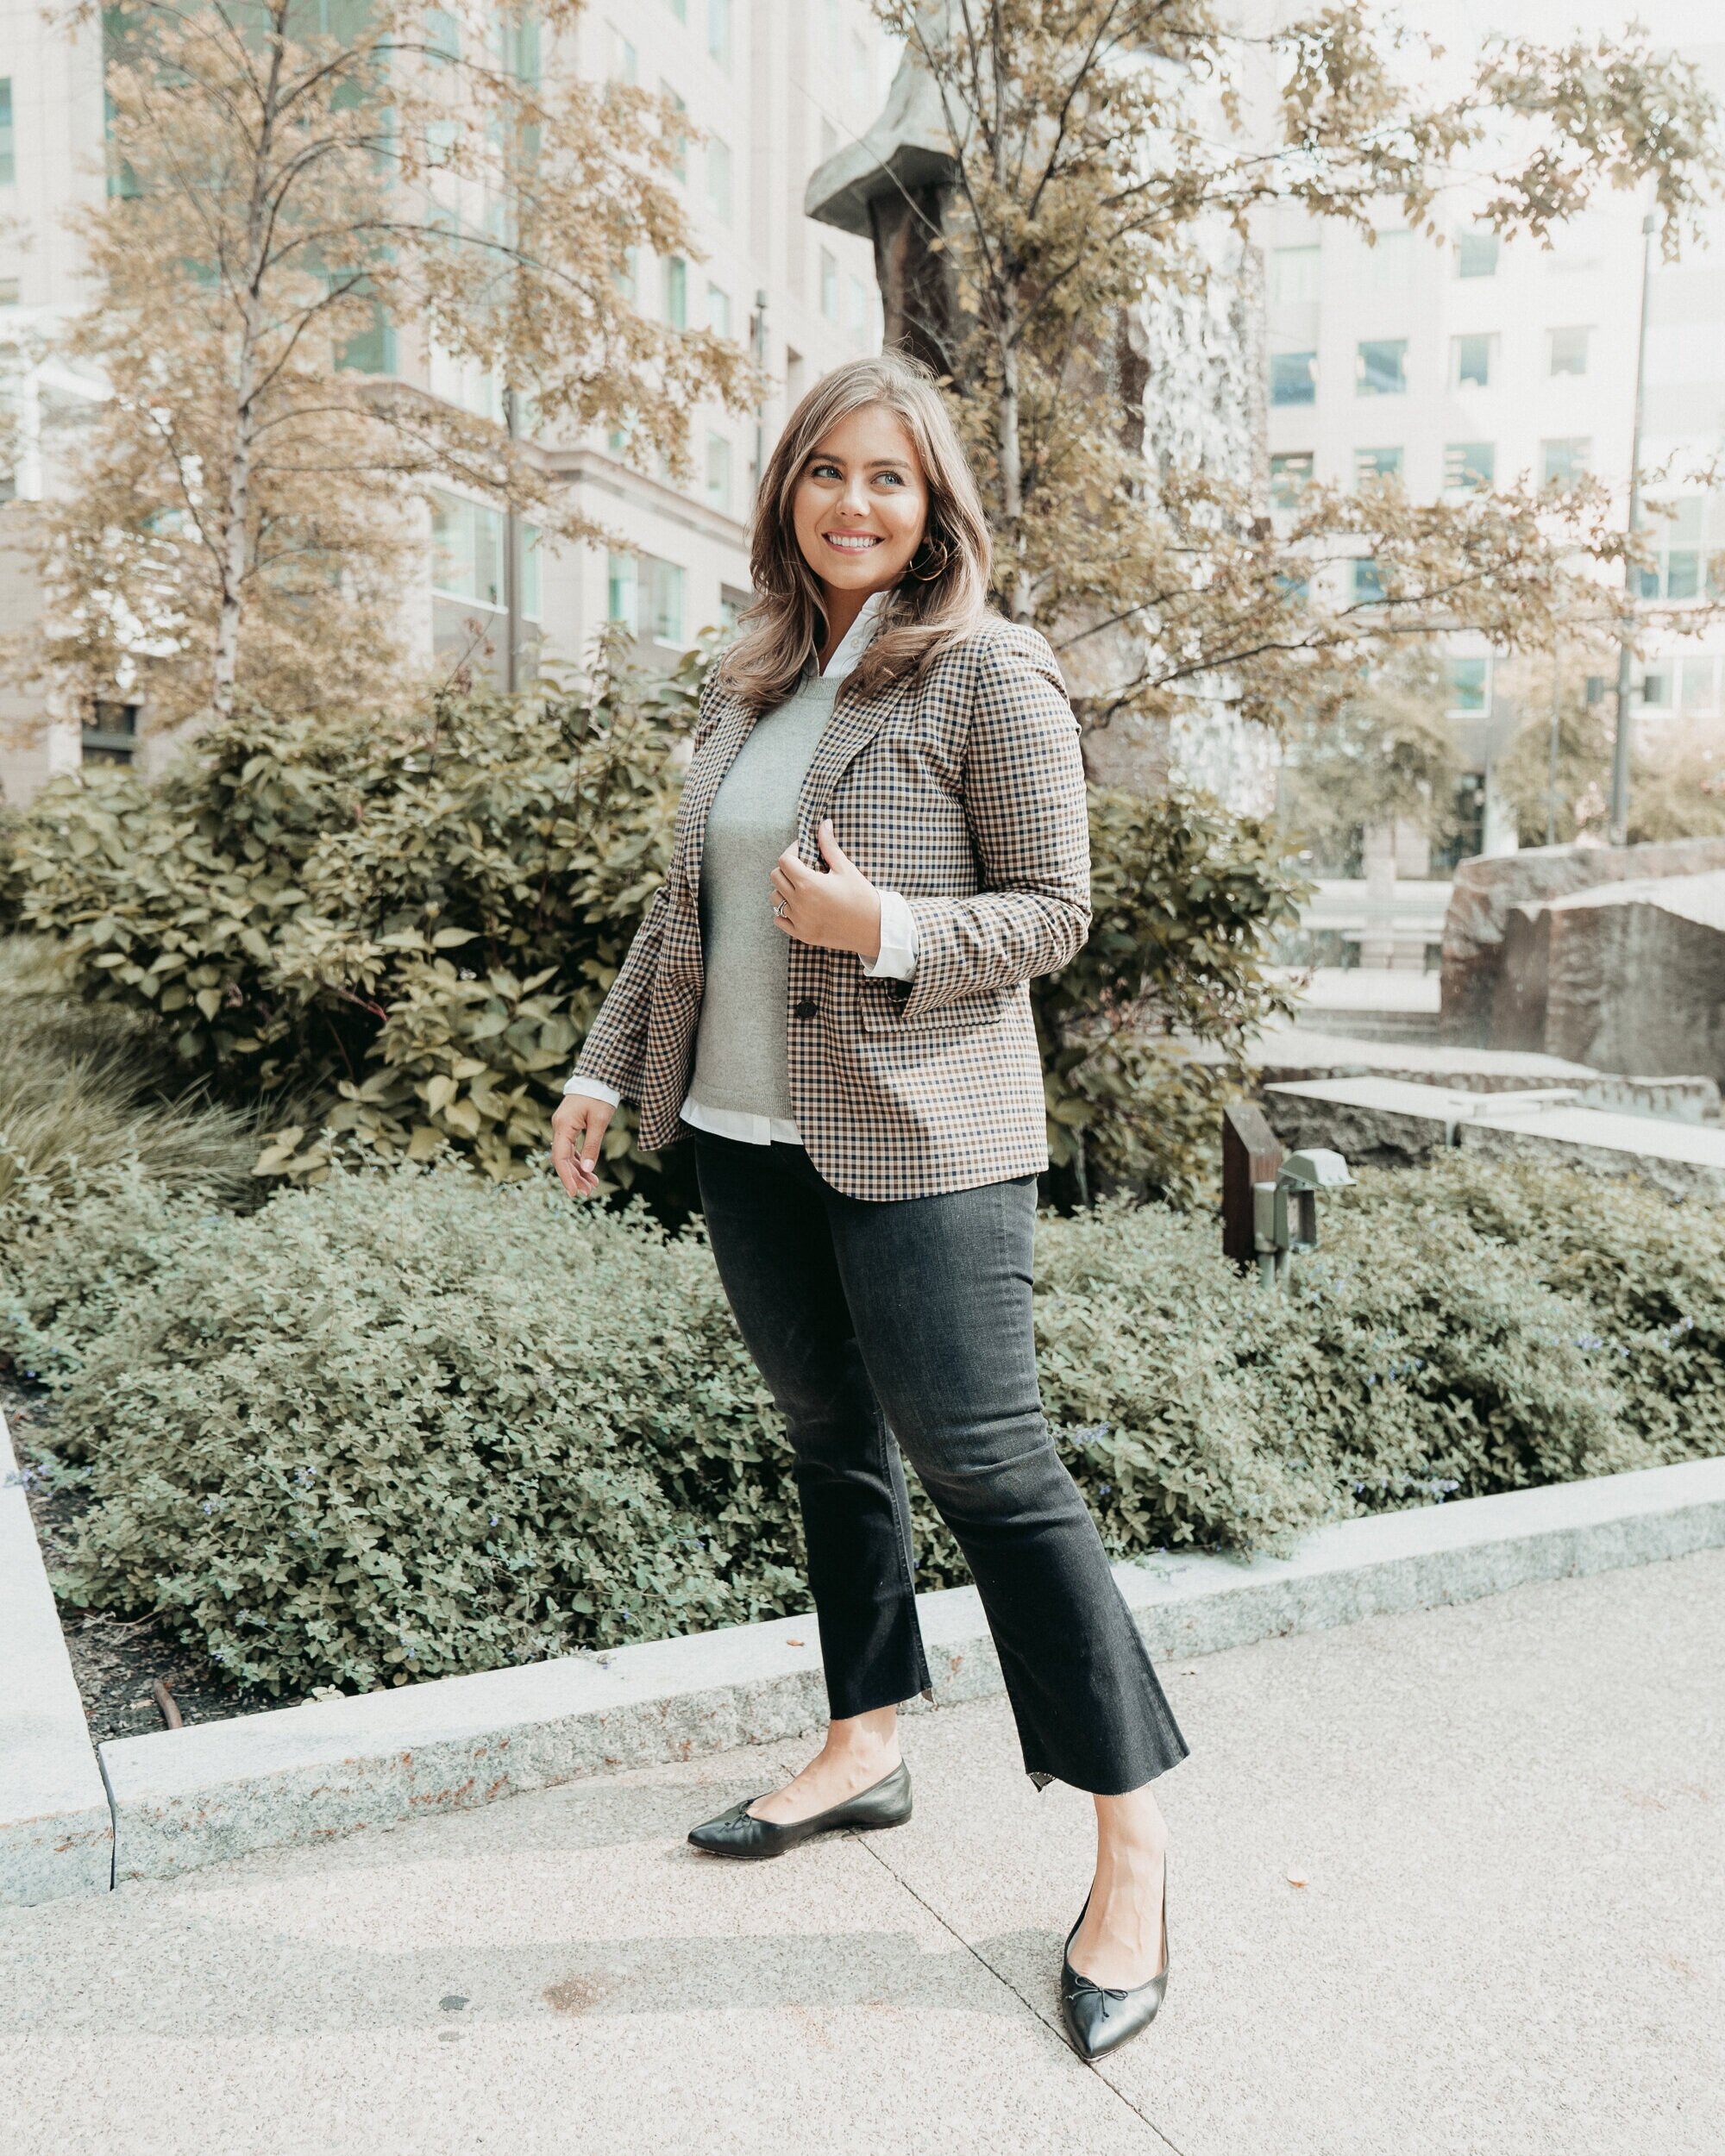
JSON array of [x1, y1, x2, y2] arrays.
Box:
[[794, 998, 819, 1018]]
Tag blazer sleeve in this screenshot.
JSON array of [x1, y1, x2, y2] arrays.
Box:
[[900, 627, 1091, 1021], [568, 673, 723, 1099], [569, 878, 670, 1101]]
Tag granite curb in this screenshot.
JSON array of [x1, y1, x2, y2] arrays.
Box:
[[92, 1453, 1725, 1890], [0, 1407, 114, 1907]]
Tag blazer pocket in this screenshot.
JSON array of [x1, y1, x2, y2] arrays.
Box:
[[856, 977, 1007, 1035]]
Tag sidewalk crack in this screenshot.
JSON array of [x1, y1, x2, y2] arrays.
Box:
[[850, 1831, 1190, 2154]]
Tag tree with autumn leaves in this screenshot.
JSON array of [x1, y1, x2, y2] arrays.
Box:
[[23, 0, 751, 726], [870, 0, 1722, 744]]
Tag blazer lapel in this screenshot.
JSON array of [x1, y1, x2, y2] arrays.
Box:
[[679, 686, 760, 896], [795, 670, 915, 865]]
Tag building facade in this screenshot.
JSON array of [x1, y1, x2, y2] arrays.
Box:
[[1260, 9, 1725, 881], [0, 0, 894, 799]]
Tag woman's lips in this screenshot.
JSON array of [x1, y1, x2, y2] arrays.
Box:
[[822, 532, 883, 551]]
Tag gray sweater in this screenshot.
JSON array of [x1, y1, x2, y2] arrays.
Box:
[[687, 667, 842, 1121]]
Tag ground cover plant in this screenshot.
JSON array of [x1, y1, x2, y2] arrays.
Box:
[[3, 1153, 1718, 1702]]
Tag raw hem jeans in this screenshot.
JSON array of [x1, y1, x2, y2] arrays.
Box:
[[693, 1131, 1190, 1797]]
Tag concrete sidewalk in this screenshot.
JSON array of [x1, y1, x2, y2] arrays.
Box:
[[3, 1551, 1720, 2156]]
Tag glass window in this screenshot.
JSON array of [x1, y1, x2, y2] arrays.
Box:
[[820, 248, 838, 322], [719, 582, 751, 632], [1352, 557, 1385, 603], [1356, 340, 1407, 396], [1550, 213, 1602, 273], [1638, 667, 1672, 711], [1447, 656, 1490, 713], [614, 246, 640, 303], [1355, 446, 1402, 483], [1681, 655, 1717, 714], [1457, 229, 1499, 279], [666, 0, 686, 19], [608, 32, 638, 85], [1444, 442, 1496, 492], [424, 8, 460, 62], [1270, 351, 1316, 405], [660, 85, 686, 183], [607, 551, 638, 633], [1270, 452, 1313, 508], [848, 275, 869, 337], [647, 557, 685, 645], [1452, 334, 1495, 389], [706, 136, 731, 222], [1363, 229, 1411, 293], [0, 80, 14, 188], [705, 432, 731, 512], [1548, 326, 1590, 377], [662, 254, 687, 328], [432, 492, 505, 609], [707, 283, 731, 338], [708, 0, 731, 68], [1641, 496, 1707, 600], [1270, 246, 1320, 306], [1542, 438, 1591, 488]]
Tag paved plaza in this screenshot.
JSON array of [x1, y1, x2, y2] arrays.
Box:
[[3, 1548, 1721, 2156]]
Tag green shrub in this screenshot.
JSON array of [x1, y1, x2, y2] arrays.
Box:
[[11, 647, 699, 1191], [17, 1155, 1716, 1699]]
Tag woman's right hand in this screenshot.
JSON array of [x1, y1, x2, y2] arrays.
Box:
[[551, 1092, 614, 1200]]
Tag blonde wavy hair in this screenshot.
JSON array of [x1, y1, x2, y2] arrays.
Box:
[[717, 351, 993, 711]]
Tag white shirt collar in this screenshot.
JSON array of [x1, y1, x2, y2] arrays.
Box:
[[819, 588, 888, 679]]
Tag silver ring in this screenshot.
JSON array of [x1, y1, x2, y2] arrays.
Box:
[[773, 898, 787, 918]]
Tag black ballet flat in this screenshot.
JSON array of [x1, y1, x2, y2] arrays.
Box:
[[687, 1759, 913, 1859], [1060, 1855, 1170, 2061]]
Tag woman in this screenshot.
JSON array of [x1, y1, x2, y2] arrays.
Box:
[[553, 352, 1189, 2063]]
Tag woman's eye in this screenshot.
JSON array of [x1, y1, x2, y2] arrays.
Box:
[[810, 461, 842, 479], [875, 471, 905, 486]]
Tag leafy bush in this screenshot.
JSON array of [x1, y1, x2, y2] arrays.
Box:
[[11, 647, 699, 1190], [12, 1155, 1716, 1698], [12, 661, 1303, 1209]]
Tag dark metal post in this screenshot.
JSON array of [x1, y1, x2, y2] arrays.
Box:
[[1221, 1102, 1283, 1271]]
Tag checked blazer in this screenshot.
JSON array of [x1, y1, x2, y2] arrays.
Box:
[[573, 612, 1091, 1201]]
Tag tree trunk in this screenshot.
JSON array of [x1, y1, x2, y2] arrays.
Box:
[[997, 328, 1032, 623], [211, 10, 287, 719]]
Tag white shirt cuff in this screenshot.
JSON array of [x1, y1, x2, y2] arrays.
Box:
[[562, 1075, 621, 1105], [862, 888, 918, 982]]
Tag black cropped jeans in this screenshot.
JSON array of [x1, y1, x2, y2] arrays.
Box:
[[693, 1131, 1189, 1796]]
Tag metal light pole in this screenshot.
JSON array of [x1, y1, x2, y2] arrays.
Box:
[[1546, 634, 1561, 847], [503, 385, 521, 696], [1610, 210, 1659, 845], [750, 289, 768, 498]]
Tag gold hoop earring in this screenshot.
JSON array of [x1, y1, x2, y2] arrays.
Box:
[[907, 534, 951, 582]]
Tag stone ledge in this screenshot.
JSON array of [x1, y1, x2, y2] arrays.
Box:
[[0, 1407, 114, 1908], [100, 1455, 1725, 1889]]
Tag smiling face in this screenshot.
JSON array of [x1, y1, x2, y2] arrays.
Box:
[[789, 401, 930, 607]]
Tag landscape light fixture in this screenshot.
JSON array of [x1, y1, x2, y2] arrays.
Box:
[[1253, 1148, 1354, 1290]]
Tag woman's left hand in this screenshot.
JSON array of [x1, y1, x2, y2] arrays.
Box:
[[771, 818, 882, 963]]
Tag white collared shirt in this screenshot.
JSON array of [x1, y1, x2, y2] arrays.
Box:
[[563, 592, 915, 1144]]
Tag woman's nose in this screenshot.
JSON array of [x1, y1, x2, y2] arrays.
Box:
[[839, 474, 872, 517]]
